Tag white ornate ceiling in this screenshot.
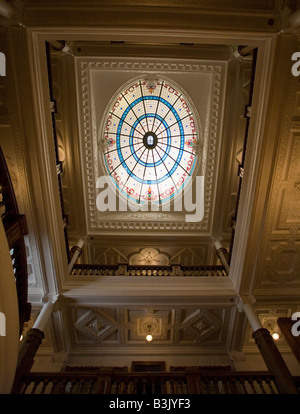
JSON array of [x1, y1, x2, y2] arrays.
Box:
[[2, 1, 300, 369], [75, 56, 228, 234], [51, 45, 251, 268]]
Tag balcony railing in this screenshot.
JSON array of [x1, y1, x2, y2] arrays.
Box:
[[16, 371, 300, 394], [71, 264, 227, 277], [0, 146, 31, 335]]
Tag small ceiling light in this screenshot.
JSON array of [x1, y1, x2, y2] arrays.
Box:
[[145, 324, 153, 342], [145, 334, 153, 342], [0, 0, 15, 19], [272, 332, 280, 340], [289, 10, 300, 28]]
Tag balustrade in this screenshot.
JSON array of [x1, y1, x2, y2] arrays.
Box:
[[71, 264, 227, 277], [0, 146, 31, 335], [17, 371, 299, 394]]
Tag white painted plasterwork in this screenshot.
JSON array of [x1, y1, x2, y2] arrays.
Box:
[[76, 58, 225, 233], [68, 306, 231, 349], [254, 61, 300, 289]]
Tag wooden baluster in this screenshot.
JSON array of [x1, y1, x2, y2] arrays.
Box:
[[161, 378, 167, 394], [144, 378, 150, 394], [203, 377, 211, 394], [49, 379, 57, 394], [151, 379, 154, 394], [20, 378, 30, 394], [212, 377, 220, 394], [256, 377, 266, 394], [120, 377, 125, 394], [40, 378, 49, 394], [222, 377, 230, 394], [157, 378, 163, 394], [248, 377, 257, 394], [230, 376, 239, 393], [178, 378, 184, 394], [117, 378, 122, 394], [115, 378, 120, 394], [239, 377, 248, 394], [142, 378, 147, 394], [91, 377, 98, 393], [119, 377, 124, 393], [169, 378, 174, 394], [136, 378, 141, 394], [123, 377, 129, 394], [184, 378, 188, 394], [175, 377, 181, 393], [133, 378, 137, 394], [19, 379, 28, 394], [69, 378, 76, 394], [125, 377, 130, 394], [76, 379, 84, 394], [137, 378, 142, 394], [198, 376, 206, 394], [86, 378, 93, 394], [148, 378, 152, 394], [188, 374, 203, 394], [30, 379, 39, 394], [57, 378, 67, 394], [265, 377, 276, 394], [95, 375, 111, 394], [82, 379, 88, 393]]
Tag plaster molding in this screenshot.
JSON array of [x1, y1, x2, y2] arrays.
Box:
[[3, 39, 43, 289], [254, 43, 300, 289], [78, 58, 224, 233]]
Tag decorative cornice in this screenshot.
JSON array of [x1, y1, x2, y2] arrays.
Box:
[[22, 1, 280, 32], [78, 58, 224, 233]]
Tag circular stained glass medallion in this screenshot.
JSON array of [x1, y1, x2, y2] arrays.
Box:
[[100, 76, 200, 206]]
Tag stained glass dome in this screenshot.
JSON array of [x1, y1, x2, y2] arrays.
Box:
[[100, 76, 200, 207]]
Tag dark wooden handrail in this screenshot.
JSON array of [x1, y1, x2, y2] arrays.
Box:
[[0, 146, 31, 335], [16, 370, 299, 394]]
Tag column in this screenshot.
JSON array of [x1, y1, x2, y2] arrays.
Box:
[[68, 237, 85, 273], [239, 296, 298, 394], [33, 295, 58, 332], [11, 295, 58, 393], [213, 238, 230, 275]]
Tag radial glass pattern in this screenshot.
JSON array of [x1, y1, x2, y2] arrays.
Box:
[[101, 77, 199, 206]]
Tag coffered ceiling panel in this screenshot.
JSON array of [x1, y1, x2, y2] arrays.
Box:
[[81, 237, 214, 266], [253, 69, 300, 293], [63, 305, 233, 351], [243, 304, 300, 352]]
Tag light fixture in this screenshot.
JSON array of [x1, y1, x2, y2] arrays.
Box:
[[272, 332, 280, 341], [0, 0, 15, 19], [145, 324, 153, 342], [289, 10, 300, 28]]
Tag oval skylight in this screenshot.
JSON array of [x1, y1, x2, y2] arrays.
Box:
[[100, 76, 200, 207]]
